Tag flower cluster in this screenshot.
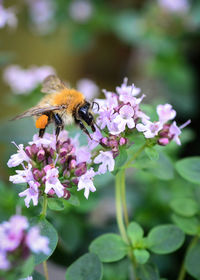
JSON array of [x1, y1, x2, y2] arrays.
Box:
[[0, 1, 17, 29], [8, 78, 189, 205], [0, 215, 49, 271], [3, 65, 55, 94], [158, 0, 189, 13]]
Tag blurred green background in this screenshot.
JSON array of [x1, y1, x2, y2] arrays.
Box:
[[0, 0, 200, 279]]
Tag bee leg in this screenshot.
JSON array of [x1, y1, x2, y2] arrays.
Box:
[[53, 113, 63, 139], [76, 120, 92, 140], [91, 123, 96, 132], [39, 128, 46, 138]]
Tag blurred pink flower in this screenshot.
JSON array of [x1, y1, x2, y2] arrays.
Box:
[[158, 0, 189, 13], [0, 3, 17, 29], [77, 78, 99, 100], [136, 120, 163, 138], [26, 226, 50, 255], [3, 65, 55, 94], [157, 104, 176, 124], [69, 0, 93, 23], [0, 251, 10, 270]]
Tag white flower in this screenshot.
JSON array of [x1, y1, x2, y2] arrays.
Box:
[[19, 181, 40, 208], [94, 151, 115, 174], [157, 103, 176, 124], [9, 164, 33, 184], [7, 144, 30, 168], [169, 121, 182, 145], [77, 168, 96, 199], [26, 226, 50, 255], [44, 167, 64, 198], [136, 120, 163, 138]]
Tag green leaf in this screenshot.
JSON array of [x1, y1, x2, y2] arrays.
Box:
[[185, 240, 200, 279], [133, 249, 150, 264], [66, 194, 80, 207], [113, 149, 127, 175], [48, 198, 65, 211], [19, 255, 35, 278], [127, 222, 144, 246], [172, 214, 200, 236], [145, 147, 159, 161], [32, 270, 46, 280], [170, 198, 199, 217], [89, 233, 128, 262], [65, 253, 103, 280], [136, 263, 160, 280], [147, 225, 185, 254], [30, 218, 58, 265], [176, 157, 200, 184]]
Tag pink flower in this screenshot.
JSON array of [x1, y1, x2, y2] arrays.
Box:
[[29, 133, 56, 150], [69, 0, 93, 22], [88, 129, 102, 150], [94, 151, 115, 174], [136, 120, 163, 138], [110, 105, 135, 135], [19, 181, 40, 208], [169, 121, 182, 145], [116, 77, 141, 98], [0, 4, 17, 29], [7, 144, 30, 168], [75, 146, 91, 164], [77, 168, 96, 199], [0, 251, 10, 270], [9, 164, 33, 184], [26, 226, 50, 255], [157, 104, 176, 124], [0, 215, 28, 252], [44, 166, 64, 198], [158, 0, 189, 13], [77, 78, 99, 100]]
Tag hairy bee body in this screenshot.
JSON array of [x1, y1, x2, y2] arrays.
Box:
[[13, 75, 97, 138]]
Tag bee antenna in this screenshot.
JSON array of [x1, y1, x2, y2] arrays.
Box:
[[92, 101, 99, 111]]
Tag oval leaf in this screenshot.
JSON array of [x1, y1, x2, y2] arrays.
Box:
[[147, 225, 185, 254], [133, 249, 150, 264], [186, 240, 200, 279], [30, 218, 58, 265], [66, 253, 103, 280], [172, 214, 200, 236], [136, 262, 160, 280], [145, 147, 159, 161], [48, 198, 65, 211], [176, 157, 200, 184], [127, 222, 144, 246], [170, 198, 199, 217], [89, 233, 128, 262]]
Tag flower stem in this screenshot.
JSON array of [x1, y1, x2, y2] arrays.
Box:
[[123, 143, 146, 169], [43, 260, 49, 280], [120, 169, 129, 227], [115, 171, 129, 243], [177, 235, 199, 280], [40, 194, 48, 218], [40, 194, 49, 280]]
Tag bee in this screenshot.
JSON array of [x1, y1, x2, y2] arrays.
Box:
[[13, 75, 99, 138]]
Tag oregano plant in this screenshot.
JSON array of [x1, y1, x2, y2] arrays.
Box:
[[2, 78, 198, 280]]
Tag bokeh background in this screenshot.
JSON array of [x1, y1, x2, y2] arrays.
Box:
[[0, 0, 200, 279]]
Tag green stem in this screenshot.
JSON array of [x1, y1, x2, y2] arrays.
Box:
[[40, 194, 48, 218], [120, 169, 129, 228], [43, 260, 49, 280], [115, 171, 129, 243], [177, 235, 199, 280], [123, 143, 146, 169]]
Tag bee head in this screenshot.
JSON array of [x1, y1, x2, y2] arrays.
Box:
[[78, 102, 96, 132]]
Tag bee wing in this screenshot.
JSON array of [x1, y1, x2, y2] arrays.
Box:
[[41, 75, 66, 94], [12, 105, 67, 120]]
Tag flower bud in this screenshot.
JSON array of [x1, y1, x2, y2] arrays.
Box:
[[158, 137, 169, 146], [119, 137, 127, 146], [101, 137, 108, 146], [75, 162, 87, 176], [47, 190, 55, 196], [69, 159, 76, 170], [31, 144, 39, 155], [63, 189, 71, 200], [37, 149, 45, 162], [25, 146, 32, 157]]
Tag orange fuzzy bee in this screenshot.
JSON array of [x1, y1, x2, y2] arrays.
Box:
[[13, 75, 98, 138]]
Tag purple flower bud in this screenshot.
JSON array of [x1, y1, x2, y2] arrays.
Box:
[[47, 189, 55, 196], [63, 169, 70, 177], [25, 146, 32, 157], [60, 157, 66, 165], [75, 162, 87, 177], [69, 159, 76, 170], [60, 147, 68, 157], [47, 156, 53, 165], [158, 137, 169, 146], [62, 183, 71, 188], [119, 137, 127, 146], [37, 149, 45, 162], [33, 168, 42, 181], [72, 178, 79, 185], [49, 148, 55, 157], [31, 144, 39, 155], [101, 137, 108, 146], [63, 189, 71, 200]]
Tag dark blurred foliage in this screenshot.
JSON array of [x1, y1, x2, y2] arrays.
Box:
[[0, 0, 200, 279]]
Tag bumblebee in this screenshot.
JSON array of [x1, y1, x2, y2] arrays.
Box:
[[13, 75, 98, 138]]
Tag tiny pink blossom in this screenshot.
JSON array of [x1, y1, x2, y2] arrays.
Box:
[[19, 181, 40, 208], [94, 151, 115, 174], [116, 77, 141, 97], [26, 226, 50, 255], [77, 168, 96, 199], [69, 0, 93, 22], [136, 120, 163, 138], [88, 129, 102, 150], [169, 121, 182, 145], [75, 146, 91, 164], [157, 104, 176, 124], [7, 144, 30, 168], [9, 164, 33, 184], [44, 166, 64, 197]]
